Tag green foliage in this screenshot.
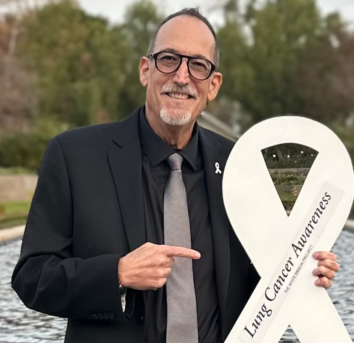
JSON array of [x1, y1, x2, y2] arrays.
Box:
[[0, 215, 27, 230], [0, 132, 49, 170], [331, 120, 354, 166], [270, 171, 307, 185], [1, 201, 31, 215], [18, 0, 130, 125], [13, 0, 164, 124], [0, 167, 35, 175], [262, 143, 318, 169], [217, 0, 349, 127], [0, 201, 31, 230], [1, 0, 353, 163], [0, 119, 68, 171], [119, 0, 163, 115]]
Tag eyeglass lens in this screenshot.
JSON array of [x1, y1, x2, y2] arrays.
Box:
[[156, 52, 212, 80]]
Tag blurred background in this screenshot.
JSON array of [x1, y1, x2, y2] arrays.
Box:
[[0, 1, 353, 341], [0, 0, 354, 225]]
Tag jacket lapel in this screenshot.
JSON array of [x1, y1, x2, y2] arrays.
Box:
[[107, 114, 232, 330], [107, 110, 146, 252], [199, 127, 231, 334]]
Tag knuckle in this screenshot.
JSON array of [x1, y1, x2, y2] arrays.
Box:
[[321, 267, 334, 278], [158, 269, 166, 278], [330, 260, 338, 269], [168, 257, 175, 266], [158, 256, 166, 266], [324, 259, 337, 270], [319, 277, 326, 286], [319, 266, 326, 274], [322, 278, 330, 288], [153, 245, 161, 253], [157, 279, 166, 288]]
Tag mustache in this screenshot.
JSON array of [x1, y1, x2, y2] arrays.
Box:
[[161, 84, 198, 99]]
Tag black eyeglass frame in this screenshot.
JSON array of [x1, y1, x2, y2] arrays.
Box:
[[147, 51, 216, 81]]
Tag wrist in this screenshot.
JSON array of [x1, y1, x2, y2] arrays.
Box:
[[118, 257, 128, 290]]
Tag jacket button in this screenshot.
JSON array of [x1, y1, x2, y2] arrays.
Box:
[[137, 314, 144, 324], [98, 313, 103, 320], [92, 314, 98, 320], [104, 313, 109, 320], [109, 313, 115, 320]]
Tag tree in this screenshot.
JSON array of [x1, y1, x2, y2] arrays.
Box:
[[211, 0, 253, 127], [17, 0, 130, 126], [118, 0, 163, 115], [216, 0, 349, 128], [0, 14, 36, 134], [290, 12, 354, 123]]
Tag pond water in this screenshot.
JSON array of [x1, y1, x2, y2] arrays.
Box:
[[1, 230, 353, 342]]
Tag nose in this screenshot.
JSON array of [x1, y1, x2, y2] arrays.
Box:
[[172, 58, 190, 85]]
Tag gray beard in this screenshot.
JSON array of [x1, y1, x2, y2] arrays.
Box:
[[160, 108, 192, 126]]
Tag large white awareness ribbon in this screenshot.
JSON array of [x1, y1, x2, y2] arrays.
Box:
[[223, 116, 354, 343]]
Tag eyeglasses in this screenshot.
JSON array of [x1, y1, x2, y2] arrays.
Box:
[[147, 51, 216, 81]]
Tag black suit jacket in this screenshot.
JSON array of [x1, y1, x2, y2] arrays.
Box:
[[12, 108, 259, 343]]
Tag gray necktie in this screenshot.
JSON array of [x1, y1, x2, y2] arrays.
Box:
[[164, 153, 198, 343]]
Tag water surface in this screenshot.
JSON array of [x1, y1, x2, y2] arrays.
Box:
[[1, 230, 353, 342]]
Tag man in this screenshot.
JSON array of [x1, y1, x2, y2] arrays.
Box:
[[12, 8, 339, 343]]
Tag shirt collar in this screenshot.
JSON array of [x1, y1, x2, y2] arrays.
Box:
[[139, 107, 199, 171]]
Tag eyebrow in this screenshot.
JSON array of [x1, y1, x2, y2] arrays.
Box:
[[161, 48, 209, 60]]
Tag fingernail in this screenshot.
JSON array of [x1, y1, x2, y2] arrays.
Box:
[[313, 252, 319, 258], [194, 252, 201, 259]]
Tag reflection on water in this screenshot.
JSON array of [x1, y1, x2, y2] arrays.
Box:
[[1, 230, 353, 342]]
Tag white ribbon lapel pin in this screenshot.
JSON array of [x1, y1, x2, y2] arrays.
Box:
[[215, 162, 222, 174]]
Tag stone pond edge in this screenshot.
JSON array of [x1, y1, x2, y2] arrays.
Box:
[[1, 220, 353, 245]]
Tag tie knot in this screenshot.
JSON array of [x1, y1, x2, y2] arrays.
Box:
[[167, 153, 183, 170]]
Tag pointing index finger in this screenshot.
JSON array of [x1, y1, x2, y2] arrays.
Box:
[[163, 245, 201, 259]]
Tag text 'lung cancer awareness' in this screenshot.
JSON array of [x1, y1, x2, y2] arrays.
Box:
[[239, 183, 344, 343]]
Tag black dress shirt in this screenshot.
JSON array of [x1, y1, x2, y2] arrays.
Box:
[[139, 108, 221, 343]]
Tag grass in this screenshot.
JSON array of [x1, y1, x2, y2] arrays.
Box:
[[2, 201, 31, 214], [0, 215, 27, 230], [0, 200, 31, 230], [0, 167, 36, 175]]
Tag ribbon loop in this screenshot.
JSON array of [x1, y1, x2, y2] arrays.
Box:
[[223, 116, 354, 343]]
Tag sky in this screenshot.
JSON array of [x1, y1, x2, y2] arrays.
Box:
[[77, 0, 354, 28]]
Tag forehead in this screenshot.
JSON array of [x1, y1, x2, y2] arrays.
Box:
[[154, 15, 215, 61]]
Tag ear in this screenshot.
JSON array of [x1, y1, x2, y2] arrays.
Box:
[[207, 72, 222, 102], [139, 57, 150, 87]]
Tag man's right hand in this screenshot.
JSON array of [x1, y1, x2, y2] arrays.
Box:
[[118, 242, 201, 290]]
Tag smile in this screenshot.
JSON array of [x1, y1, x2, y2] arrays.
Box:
[[165, 92, 194, 99]]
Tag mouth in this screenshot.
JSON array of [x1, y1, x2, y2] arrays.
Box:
[[163, 92, 195, 100]]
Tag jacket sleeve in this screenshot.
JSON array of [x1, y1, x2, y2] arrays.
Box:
[[11, 137, 126, 322]]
